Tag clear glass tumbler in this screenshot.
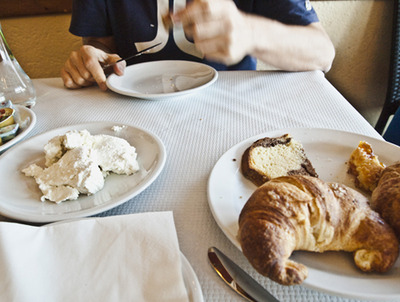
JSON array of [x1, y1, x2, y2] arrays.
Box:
[[0, 23, 36, 108]]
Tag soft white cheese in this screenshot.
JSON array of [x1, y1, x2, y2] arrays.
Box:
[[44, 129, 92, 166], [90, 134, 140, 175], [111, 125, 127, 133], [22, 129, 139, 203]]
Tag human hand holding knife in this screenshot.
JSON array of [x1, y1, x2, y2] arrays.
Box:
[[102, 43, 162, 69]]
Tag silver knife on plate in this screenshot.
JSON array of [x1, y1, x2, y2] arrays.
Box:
[[208, 247, 279, 302]]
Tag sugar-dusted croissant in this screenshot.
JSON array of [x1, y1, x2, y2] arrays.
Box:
[[371, 163, 400, 239], [238, 175, 399, 285]]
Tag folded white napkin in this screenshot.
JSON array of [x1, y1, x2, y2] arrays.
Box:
[[0, 212, 189, 302]]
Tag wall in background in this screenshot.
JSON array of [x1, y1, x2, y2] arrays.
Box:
[[315, 0, 393, 126], [0, 0, 394, 126], [257, 0, 394, 126], [0, 0, 72, 18], [0, 14, 80, 79]]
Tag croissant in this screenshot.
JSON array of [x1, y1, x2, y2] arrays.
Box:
[[238, 175, 399, 285], [347, 141, 385, 192], [371, 163, 400, 239]]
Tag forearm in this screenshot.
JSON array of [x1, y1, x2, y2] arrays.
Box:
[[82, 36, 117, 54], [246, 15, 335, 72]]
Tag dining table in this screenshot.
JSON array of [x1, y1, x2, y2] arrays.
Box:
[[0, 69, 394, 302]]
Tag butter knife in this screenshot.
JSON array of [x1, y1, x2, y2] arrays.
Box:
[[102, 42, 161, 69], [208, 247, 279, 302]]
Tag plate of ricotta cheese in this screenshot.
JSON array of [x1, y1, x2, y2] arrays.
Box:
[[0, 122, 166, 223]]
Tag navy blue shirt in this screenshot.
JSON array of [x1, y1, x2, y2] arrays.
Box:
[[70, 0, 319, 70]]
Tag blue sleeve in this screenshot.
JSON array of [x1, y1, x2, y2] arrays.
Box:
[[69, 0, 112, 37], [238, 0, 319, 25]]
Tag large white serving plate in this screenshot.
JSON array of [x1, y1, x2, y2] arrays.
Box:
[[0, 105, 36, 153], [106, 60, 218, 99], [208, 128, 400, 301], [0, 122, 166, 223]]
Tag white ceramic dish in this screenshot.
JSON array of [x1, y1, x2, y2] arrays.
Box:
[[182, 253, 204, 302], [106, 60, 218, 99], [0, 105, 36, 153], [0, 122, 166, 223], [207, 128, 400, 301]]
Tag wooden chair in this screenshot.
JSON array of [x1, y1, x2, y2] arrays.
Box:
[[375, 0, 400, 134]]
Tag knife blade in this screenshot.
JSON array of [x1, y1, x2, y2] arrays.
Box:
[[102, 42, 161, 69], [208, 247, 279, 302]]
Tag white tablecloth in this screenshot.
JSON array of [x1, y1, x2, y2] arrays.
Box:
[[2, 71, 383, 302]]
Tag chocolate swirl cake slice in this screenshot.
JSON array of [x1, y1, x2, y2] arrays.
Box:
[[241, 134, 318, 186]]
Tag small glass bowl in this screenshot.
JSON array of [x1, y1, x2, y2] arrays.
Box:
[[0, 123, 19, 143], [0, 108, 15, 128]]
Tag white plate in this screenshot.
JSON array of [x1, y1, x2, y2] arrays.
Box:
[[208, 128, 400, 301], [0, 122, 166, 223], [106, 60, 218, 99], [0, 105, 36, 153], [182, 253, 204, 302]]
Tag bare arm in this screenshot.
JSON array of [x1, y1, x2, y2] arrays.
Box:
[[173, 0, 335, 72], [247, 16, 334, 72], [61, 36, 125, 90]]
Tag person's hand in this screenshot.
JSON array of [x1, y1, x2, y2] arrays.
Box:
[[172, 0, 253, 65], [61, 45, 126, 91]]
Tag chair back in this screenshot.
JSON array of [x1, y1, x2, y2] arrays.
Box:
[[375, 0, 400, 134], [383, 106, 400, 145]]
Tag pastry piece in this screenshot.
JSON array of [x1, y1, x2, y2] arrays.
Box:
[[348, 141, 386, 192], [371, 163, 400, 239], [241, 134, 318, 186], [238, 175, 399, 285]]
